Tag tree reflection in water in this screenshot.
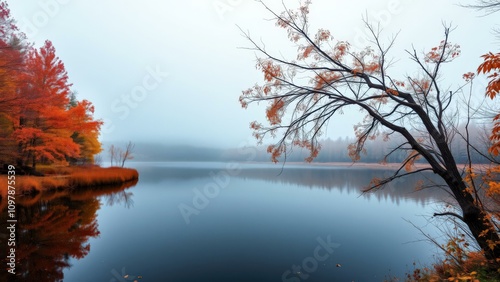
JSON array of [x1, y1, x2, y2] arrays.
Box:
[[0, 179, 137, 282]]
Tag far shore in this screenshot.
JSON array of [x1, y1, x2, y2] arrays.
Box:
[[238, 161, 496, 171], [125, 160, 497, 170]]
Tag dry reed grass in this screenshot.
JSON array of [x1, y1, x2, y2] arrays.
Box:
[[68, 167, 139, 187], [0, 166, 139, 199]]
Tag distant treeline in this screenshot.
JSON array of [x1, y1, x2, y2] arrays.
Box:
[[114, 123, 495, 164]]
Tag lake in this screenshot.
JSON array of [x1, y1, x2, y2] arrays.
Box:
[[4, 162, 453, 281]]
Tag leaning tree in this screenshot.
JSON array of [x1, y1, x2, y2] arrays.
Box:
[[239, 1, 500, 268]]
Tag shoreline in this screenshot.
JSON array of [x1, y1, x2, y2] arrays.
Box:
[[0, 166, 139, 197], [220, 160, 495, 170], [127, 160, 497, 170]]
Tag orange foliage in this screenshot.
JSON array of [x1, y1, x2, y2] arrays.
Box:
[[298, 45, 314, 60], [386, 88, 399, 96], [425, 41, 461, 63], [239, 1, 500, 272], [275, 0, 312, 43], [488, 181, 500, 197], [484, 166, 500, 230], [13, 41, 80, 166], [489, 113, 500, 156], [464, 167, 478, 189], [0, 4, 102, 167], [410, 78, 432, 94], [257, 59, 283, 83], [0, 3, 25, 164], [266, 99, 285, 125], [365, 177, 385, 192], [477, 52, 500, 99], [331, 41, 349, 61], [462, 72, 475, 82], [249, 121, 262, 130], [364, 61, 380, 73], [394, 80, 406, 88], [5, 40, 102, 167], [313, 71, 340, 89], [478, 52, 500, 156], [404, 150, 421, 172], [315, 28, 332, 43], [293, 139, 321, 162], [347, 143, 361, 161], [267, 144, 285, 163], [0, 2, 24, 112]]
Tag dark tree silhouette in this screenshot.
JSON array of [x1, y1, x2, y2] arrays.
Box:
[[239, 1, 499, 268]]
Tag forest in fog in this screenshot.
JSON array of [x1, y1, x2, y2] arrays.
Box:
[[125, 122, 494, 164]]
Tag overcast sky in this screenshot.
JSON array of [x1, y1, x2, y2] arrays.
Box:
[[7, 0, 499, 148]]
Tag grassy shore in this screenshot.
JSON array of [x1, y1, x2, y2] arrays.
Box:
[[391, 251, 500, 281], [0, 166, 139, 197]]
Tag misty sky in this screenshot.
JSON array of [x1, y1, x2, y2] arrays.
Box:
[[7, 0, 499, 148]]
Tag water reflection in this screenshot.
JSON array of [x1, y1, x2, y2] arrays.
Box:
[[0, 180, 137, 282], [86, 163, 447, 281], [237, 167, 452, 206], [136, 162, 452, 206]]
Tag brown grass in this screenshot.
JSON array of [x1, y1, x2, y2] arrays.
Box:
[[67, 167, 139, 188], [0, 166, 139, 199], [400, 251, 499, 282], [36, 165, 74, 175]]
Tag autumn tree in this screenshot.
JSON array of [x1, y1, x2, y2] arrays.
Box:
[[0, 1, 26, 111], [11, 40, 102, 169], [474, 0, 500, 155], [0, 0, 102, 169], [68, 98, 103, 165], [13, 40, 78, 168], [239, 1, 500, 269], [0, 1, 27, 164], [479, 52, 500, 153], [472, 1, 500, 272]]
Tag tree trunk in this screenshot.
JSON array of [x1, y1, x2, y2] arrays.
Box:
[[445, 174, 500, 268], [427, 130, 499, 268], [464, 208, 500, 269]]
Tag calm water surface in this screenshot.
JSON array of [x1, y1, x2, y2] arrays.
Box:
[[7, 162, 452, 281]]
